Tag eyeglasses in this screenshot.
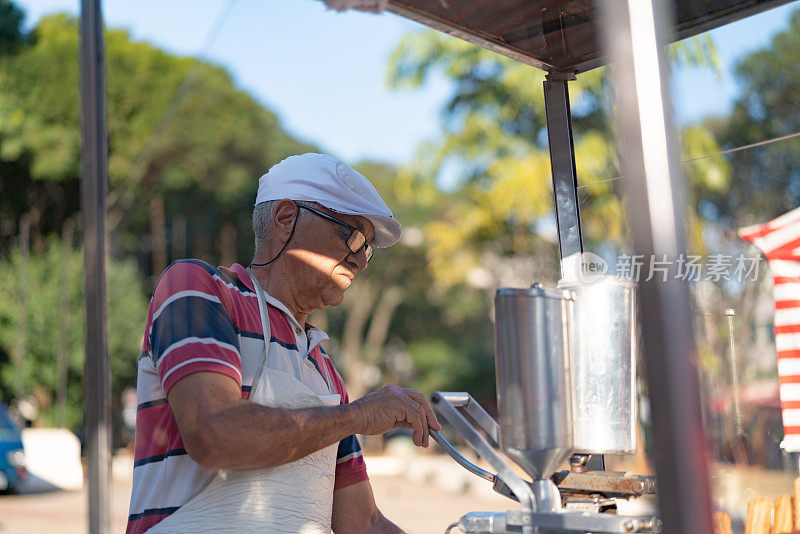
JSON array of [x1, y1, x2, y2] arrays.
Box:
[[297, 204, 374, 262]]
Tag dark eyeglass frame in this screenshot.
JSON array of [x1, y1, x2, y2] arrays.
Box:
[[297, 204, 374, 262]]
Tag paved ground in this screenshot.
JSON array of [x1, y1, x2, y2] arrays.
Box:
[[1, 451, 791, 533], [0, 453, 517, 534]]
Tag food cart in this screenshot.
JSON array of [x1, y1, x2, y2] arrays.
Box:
[[77, 0, 795, 532]]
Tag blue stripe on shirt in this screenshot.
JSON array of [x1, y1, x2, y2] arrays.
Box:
[[137, 398, 167, 411], [337, 434, 362, 459], [133, 448, 188, 467], [235, 328, 263, 340], [235, 329, 300, 353], [128, 506, 181, 521], [308, 356, 328, 384], [150, 296, 239, 362], [177, 258, 218, 275]]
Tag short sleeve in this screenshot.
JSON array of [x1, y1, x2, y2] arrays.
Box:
[[334, 434, 369, 490], [146, 260, 242, 394]]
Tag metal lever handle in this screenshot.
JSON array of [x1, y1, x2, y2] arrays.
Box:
[[433, 392, 500, 445], [429, 429, 493, 482], [430, 391, 535, 512], [429, 429, 523, 503]]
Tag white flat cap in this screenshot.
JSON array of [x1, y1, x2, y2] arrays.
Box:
[[255, 153, 401, 248]]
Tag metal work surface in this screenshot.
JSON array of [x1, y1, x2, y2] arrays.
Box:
[[552, 470, 657, 497], [386, 0, 792, 73], [458, 509, 660, 534]]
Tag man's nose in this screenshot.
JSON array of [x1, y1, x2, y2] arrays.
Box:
[[349, 248, 369, 271]]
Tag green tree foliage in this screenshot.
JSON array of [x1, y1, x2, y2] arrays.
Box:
[[0, 238, 147, 430], [319, 160, 500, 402], [0, 0, 25, 54], [701, 9, 800, 227], [0, 4, 315, 425], [0, 12, 315, 274], [387, 33, 621, 287], [381, 31, 731, 401], [388, 31, 729, 286]]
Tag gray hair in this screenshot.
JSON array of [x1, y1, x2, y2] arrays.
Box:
[[252, 200, 279, 257], [252, 200, 324, 257]]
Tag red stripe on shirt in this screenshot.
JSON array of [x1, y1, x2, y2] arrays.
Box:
[[334, 458, 369, 491], [151, 263, 221, 308], [228, 297, 262, 334], [312, 350, 348, 401], [127, 511, 175, 534], [134, 403, 183, 462], [268, 306, 297, 346], [162, 359, 241, 395]]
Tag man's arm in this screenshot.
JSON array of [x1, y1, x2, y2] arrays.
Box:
[[168, 372, 440, 470], [332, 480, 404, 534]]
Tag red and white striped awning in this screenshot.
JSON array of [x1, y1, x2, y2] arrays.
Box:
[[740, 206, 800, 452]]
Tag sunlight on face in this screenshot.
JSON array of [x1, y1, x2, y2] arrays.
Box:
[[283, 211, 374, 312]]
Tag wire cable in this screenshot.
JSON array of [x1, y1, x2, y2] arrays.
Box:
[[108, 0, 240, 211], [577, 128, 800, 190], [681, 130, 800, 164]]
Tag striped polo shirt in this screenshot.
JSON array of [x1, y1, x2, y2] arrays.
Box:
[[127, 260, 368, 534]]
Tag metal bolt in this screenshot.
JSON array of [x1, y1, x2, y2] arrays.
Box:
[[622, 519, 637, 532], [632, 480, 646, 494], [569, 454, 590, 473]]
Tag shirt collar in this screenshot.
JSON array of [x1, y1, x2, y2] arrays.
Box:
[[228, 263, 330, 342]]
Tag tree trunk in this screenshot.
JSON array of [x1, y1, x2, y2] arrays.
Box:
[[150, 195, 167, 275], [15, 214, 30, 400], [219, 223, 236, 266], [57, 220, 73, 428], [172, 213, 187, 259], [363, 286, 404, 365], [341, 281, 376, 399]]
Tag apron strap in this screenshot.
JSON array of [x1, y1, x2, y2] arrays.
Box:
[[246, 267, 332, 393], [245, 267, 277, 394]]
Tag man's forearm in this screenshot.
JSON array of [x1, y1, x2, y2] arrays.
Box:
[[195, 400, 358, 470]]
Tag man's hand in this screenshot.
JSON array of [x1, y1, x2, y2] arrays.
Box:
[[349, 385, 441, 447]]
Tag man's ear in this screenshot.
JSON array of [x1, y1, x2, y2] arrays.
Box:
[[271, 200, 299, 243]]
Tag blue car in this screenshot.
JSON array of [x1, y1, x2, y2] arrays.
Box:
[[0, 403, 26, 492]]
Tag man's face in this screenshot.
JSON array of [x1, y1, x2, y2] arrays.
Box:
[[285, 204, 375, 311]]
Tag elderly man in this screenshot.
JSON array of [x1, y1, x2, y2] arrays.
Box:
[[127, 153, 440, 533]]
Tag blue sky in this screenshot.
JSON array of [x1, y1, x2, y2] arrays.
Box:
[[18, 0, 800, 165]]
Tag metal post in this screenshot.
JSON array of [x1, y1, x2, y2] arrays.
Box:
[[543, 72, 583, 283], [543, 73, 606, 472], [80, 0, 111, 532], [601, 0, 714, 532]]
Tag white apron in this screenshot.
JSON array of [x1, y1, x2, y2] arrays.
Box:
[[148, 269, 340, 533]]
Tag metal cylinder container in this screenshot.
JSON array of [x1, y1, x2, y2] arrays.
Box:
[[494, 286, 575, 480], [559, 276, 637, 454]]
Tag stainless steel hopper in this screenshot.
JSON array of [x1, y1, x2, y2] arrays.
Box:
[[494, 286, 574, 490], [427, 283, 658, 533], [558, 277, 637, 455]]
